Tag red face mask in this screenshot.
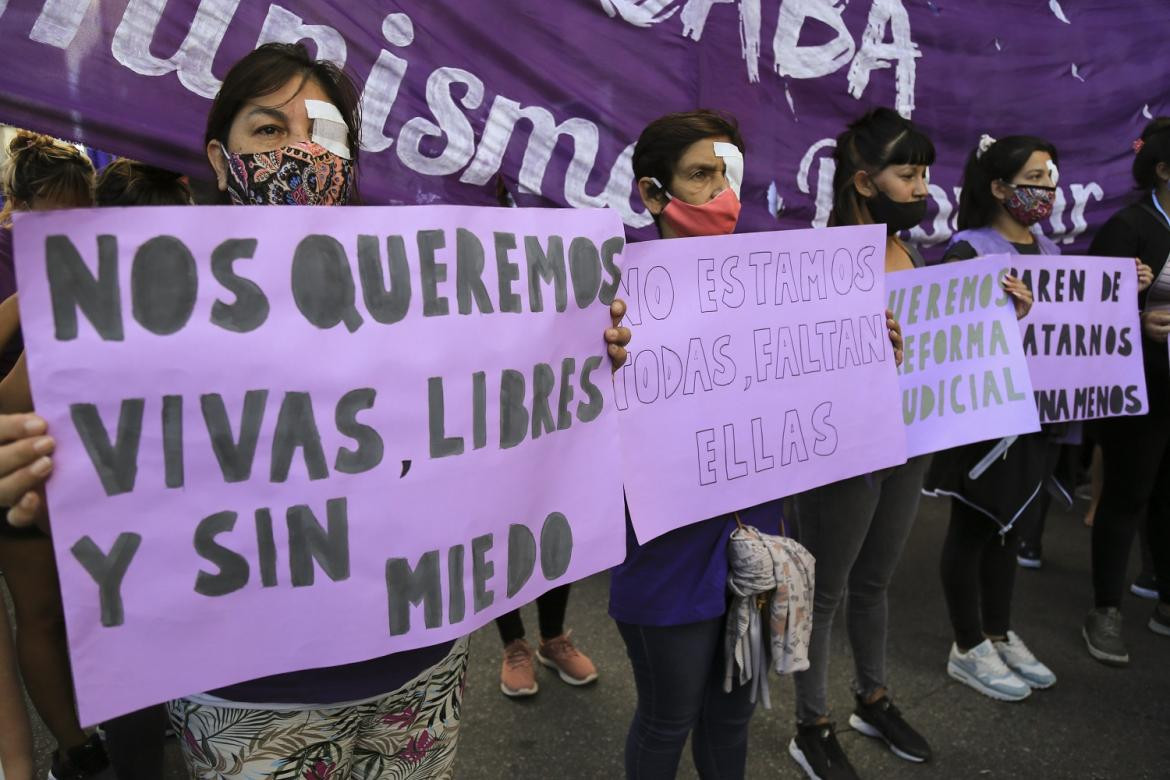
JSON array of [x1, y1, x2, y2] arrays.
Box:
[[660, 188, 741, 238]]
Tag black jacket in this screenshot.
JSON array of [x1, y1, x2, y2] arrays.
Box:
[[1088, 196, 1170, 416]]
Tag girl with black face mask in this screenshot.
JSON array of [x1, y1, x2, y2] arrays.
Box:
[[926, 134, 1066, 706], [787, 108, 930, 780]]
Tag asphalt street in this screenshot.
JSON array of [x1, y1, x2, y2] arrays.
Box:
[[11, 491, 1170, 779]]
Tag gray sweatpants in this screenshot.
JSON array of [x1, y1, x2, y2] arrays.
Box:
[[791, 456, 930, 723]]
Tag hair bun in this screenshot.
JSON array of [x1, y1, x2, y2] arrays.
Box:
[[8, 130, 58, 156]]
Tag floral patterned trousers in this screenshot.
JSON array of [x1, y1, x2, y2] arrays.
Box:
[[167, 639, 469, 780]]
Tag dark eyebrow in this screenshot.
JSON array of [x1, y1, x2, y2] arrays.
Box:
[[245, 106, 288, 123]]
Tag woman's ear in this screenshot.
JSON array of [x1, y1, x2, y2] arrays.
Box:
[[852, 170, 876, 199], [990, 178, 1012, 203], [1156, 161, 1170, 185], [207, 140, 229, 192], [637, 177, 668, 216]]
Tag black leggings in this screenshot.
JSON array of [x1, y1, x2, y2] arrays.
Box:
[[1093, 414, 1170, 607], [940, 500, 1019, 651], [495, 584, 572, 645]]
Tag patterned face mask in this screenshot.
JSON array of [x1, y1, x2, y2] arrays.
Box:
[[223, 141, 352, 206], [1002, 184, 1056, 226]]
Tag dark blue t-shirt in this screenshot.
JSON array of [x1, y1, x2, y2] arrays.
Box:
[[209, 641, 455, 705], [609, 500, 784, 627]]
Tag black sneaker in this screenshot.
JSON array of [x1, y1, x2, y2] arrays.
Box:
[[48, 734, 113, 780], [848, 694, 931, 763], [1017, 541, 1042, 569], [789, 722, 860, 780]]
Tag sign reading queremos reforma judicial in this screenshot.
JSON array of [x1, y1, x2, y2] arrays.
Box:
[[13, 204, 627, 725], [888, 257, 1041, 458]]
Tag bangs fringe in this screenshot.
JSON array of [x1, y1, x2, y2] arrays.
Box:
[[885, 127, 936, 167]]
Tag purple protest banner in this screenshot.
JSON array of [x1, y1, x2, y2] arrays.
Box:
[[888, 257, 1040, 458], [12, 204, 626, 725], [1004, 254, 1147, 423], [0, 2, 1167, 253], [616, 224, 906, 543]]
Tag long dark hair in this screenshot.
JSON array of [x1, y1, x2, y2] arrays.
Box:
[[205, 43, 362, 193], [1133, 117, 1170, 191], [956, 135, 1058, 230], [829, 108, 935, 227]]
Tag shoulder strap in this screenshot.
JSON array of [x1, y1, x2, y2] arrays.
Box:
[[1137, 199, 1170, 235]]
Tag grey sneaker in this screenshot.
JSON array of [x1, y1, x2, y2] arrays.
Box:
[[993, 632, 1056, 689], [1150, 605, 1170, 637], [947, 640, 1030, 701], [1083, 607, 1129, 666]]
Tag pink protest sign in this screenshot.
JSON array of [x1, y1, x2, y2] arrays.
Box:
[[888, 257, 1040, 458], [12, 204, 627, 725], [1004, 254, 1147, 423], [616, 225, 907, 543]]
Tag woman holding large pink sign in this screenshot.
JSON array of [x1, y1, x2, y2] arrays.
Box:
[[0, 42, 632, 780], [608, 109, 787, 780]]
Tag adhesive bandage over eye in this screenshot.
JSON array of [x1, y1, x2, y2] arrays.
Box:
[[305, 99, 352, 160], [713, 141, 744, 198]]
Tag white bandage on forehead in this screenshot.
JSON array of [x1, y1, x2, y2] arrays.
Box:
[[1047, 159, 1060, 186], [713, 141, 744, 198], [305, 99, 352, 160]]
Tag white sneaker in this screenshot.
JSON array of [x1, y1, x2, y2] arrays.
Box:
[[993, 631, 1056, 689], [947, 640, 1031, 701]]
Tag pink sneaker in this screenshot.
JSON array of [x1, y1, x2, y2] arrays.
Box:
[[500, 639, 539, 697], [537, 631, 599, 686]]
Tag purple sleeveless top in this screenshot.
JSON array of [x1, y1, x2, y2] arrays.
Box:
[[946, 226, 1060, 258]]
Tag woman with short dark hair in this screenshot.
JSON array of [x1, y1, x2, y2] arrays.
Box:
[[609, 109, 784, 780]]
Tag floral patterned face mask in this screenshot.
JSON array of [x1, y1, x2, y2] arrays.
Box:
[[1001, 184, 1056, 227], [223, 140, 352, 206]]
